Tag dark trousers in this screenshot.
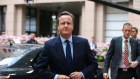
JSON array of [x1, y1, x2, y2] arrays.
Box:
[[137, 66, 140, 79], [117, 68, 137, 79]]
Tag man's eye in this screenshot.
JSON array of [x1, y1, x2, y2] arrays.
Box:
[[125, 30, 131, 32], [61, 22, 65, 25], [67, 22, 70, 25]]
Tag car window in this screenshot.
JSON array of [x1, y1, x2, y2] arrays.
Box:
[[0, 46, 27, 65], [0, 45, 27, 59], [9, 47, 42, 68], [0, 44, 36, 66]]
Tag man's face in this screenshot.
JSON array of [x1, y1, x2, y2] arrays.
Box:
[[131, 29, 137, 38], [31, 34, 35, 39], [92, 37, 95, 42], [58, 15, 73, 37], [122, 25, 132, 39]]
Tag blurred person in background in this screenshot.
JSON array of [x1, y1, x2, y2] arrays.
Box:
[[131, 26, 140, 79], [27, 33, 38, 44], [90, 36, 97, 56]]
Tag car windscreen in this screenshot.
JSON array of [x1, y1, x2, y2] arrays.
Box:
[[7, 47, 43, 68], [0, 45, 29, 67]]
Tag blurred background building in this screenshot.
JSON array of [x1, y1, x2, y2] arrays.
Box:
[[0, 0, 140, 43]]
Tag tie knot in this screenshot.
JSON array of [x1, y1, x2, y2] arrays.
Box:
[[125, 39, 128, 42], [65, 40, 70, 43]]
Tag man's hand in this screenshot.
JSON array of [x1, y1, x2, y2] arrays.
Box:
[[57, 75, 70, 79], [69, 71, 82, 79], [130, 61, 138, 68], [103, 73, 109, 79]]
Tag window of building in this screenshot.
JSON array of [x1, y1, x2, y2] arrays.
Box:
[[25, 7, 37, 34], [0, 6, 6, 35], [52, 14, 57, 36], [105, 2, 128, 43]]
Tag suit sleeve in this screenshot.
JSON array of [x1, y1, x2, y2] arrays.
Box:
[[135, 40, 140, 65], [104, 38, 115, 73], [34, 42, 56, 79], [81, 39, 98, 78]]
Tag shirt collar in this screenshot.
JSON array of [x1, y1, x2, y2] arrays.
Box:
[[122, 36, 130, 42], [60, 35, 72, 43]]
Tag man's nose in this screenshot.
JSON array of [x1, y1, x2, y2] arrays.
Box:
[[64, 23, 68, 27]]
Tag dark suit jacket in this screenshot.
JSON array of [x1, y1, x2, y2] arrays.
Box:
[[136, 39, 140, 79], [104, 36, 140, 79], [27, 39, 38, 44], [34, 35, 98, 79]]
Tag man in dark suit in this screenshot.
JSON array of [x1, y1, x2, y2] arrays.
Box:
[[34, 11, 98, 79], [103, 23, 140, 79], [27, 33, 38, 44], [90, 36, 98, 57], [131, 27, 140, 79]]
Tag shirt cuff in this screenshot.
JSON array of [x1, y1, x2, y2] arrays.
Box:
[[81, 72, 85, 79], [54, 74, 58, 79]]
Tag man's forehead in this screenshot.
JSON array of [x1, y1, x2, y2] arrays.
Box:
[[123, 25, 132, 29], [59, 15, 72, 19], [132, 29, 136, 31]]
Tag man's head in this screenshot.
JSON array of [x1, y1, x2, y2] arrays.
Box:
[[57, 11, 74, 39], [122, 23, 132, 39], [131, 27, 138, 39], [92, 36, 96, 43], [30, 33, 36, 39]]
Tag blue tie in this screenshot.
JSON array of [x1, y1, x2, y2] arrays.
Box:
[[65, 40, 72, 72]]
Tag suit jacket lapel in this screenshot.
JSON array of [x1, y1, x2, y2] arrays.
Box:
[[54, 36, 80, 70], [118, 37, 122, 55], [72, 36, 80, 67], [130, 38, 135, 61], [54, 36, 67, 68], [130, 38, 133, 54]]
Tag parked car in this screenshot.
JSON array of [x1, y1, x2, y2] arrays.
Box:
[[0, 44, 43, 79]]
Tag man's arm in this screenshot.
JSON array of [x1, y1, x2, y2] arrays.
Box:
[[130, 39, 140, 68], [81, 39, 98, 78], [34, 42, 56, 79], [136, 40, 140, 65], [104, 38, 115, 73], [103, 38, 115, 79]]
